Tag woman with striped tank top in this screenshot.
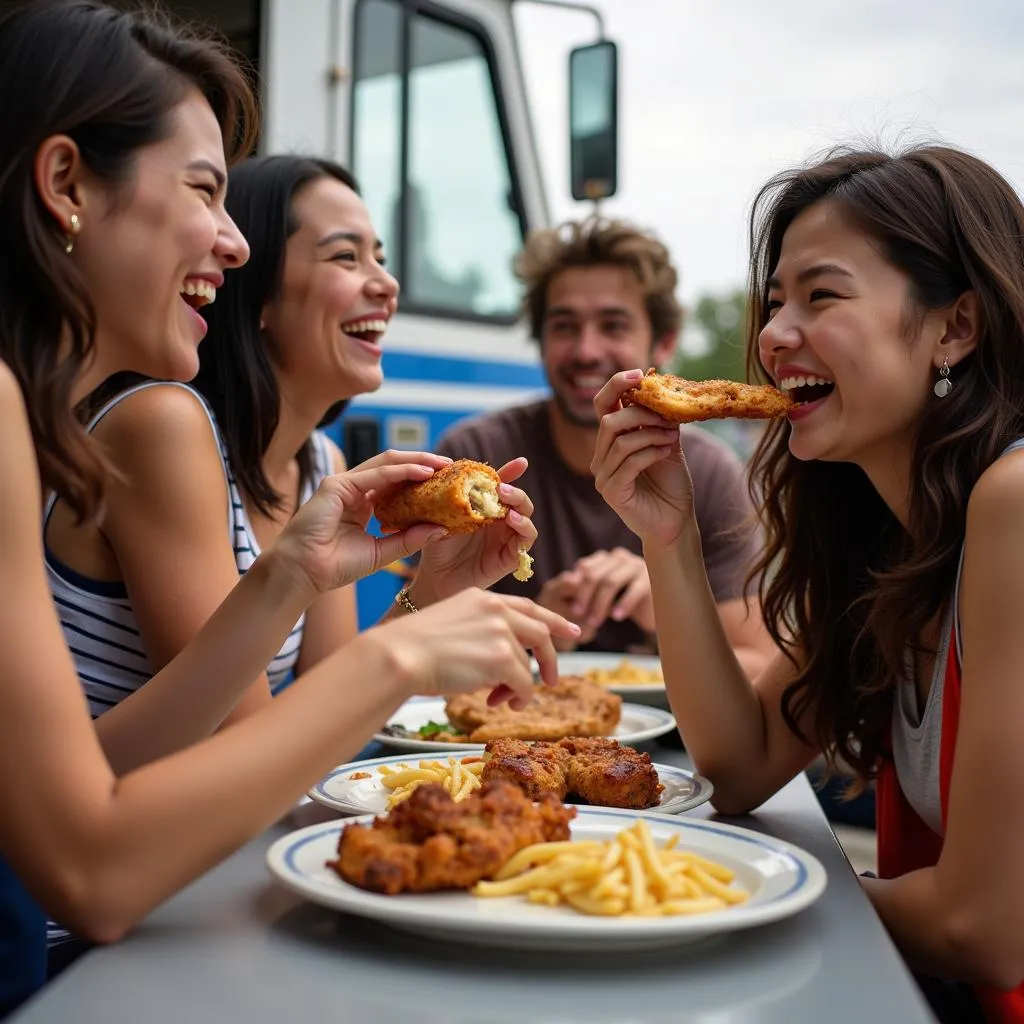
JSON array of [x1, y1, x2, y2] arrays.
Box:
[[47, 154, 539, 727], [0, 2, 577, 1011], [592, 146, 1024, 1022]]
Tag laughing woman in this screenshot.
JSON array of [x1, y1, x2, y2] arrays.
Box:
[[0, 1, 575, 1007], [591, 146, 1024, 1022], [47, 154, 539, 721]]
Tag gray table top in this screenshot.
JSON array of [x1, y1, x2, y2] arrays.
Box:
[[15, 737, 935, 1024]]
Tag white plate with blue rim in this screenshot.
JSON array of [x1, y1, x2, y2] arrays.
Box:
[[542, 651, 668, 707], [266, 807, 827, 952], [374, 696, 676, 753], [309, 751, 713, 816]]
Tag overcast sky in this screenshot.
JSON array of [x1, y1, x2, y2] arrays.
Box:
[[514, 0, 1024, 307]]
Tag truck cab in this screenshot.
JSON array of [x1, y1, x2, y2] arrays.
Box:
[[9, 0, 617, 625]]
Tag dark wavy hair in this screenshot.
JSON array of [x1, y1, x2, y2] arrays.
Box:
[[0, 0, 258, 523], [195, 155, 360, 515], [745, 145, 1024, 787]]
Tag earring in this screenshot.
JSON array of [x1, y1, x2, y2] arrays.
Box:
[[933, 357, 953, 398], [64, 213, 80, 255]]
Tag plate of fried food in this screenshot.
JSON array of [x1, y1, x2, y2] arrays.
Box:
[[309, 739, 713, 817], [268, 779, 826, 951], [546, 652, 667, 707], [375, 676, 676, 752]]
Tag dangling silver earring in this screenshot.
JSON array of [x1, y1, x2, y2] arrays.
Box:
[[933, 357, 953, 398], [64, 213, 80, 255]]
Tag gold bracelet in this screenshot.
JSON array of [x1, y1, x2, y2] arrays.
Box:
[[394, 587, 419, 614]]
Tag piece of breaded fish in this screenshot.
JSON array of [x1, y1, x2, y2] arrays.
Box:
[[375, 458, 507, 535], [445, 676, 622, 743], [330, 779, 575, 895], [482, 736, 664, 809], [624, 368, 793, 423]]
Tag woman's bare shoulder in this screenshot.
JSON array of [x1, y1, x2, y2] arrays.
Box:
[[0, 358, 27, 415]]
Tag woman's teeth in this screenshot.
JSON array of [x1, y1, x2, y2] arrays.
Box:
[[779, 375, 835, 405], [779, 374, 833, 391], [181, 280, 217, 307], [341, 318, 388, 339]]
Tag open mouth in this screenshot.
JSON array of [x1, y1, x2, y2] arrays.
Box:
[[341, 318, 388, 344], [180, 279, 216, 310], [569, 373, 609, 389], [778, 374, 835, 406]]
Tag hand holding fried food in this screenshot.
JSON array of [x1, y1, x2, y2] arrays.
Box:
[[375, 458, 507, 535], [483, 736, 664, 809], [623, 368, 792, 423], [472, 818, 748, 917], [331, 779, 575, 894], [444, 675, 622, 743]]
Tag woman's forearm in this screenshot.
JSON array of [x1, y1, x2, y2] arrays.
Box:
[[646, 526, 773, 787], [94, 550, 315, 773], [864, 871, 1023, 989], [35, 628, 414, 943]]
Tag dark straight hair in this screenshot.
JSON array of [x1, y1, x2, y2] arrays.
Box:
[[196, 155, 360, 515], [744, 145, 1024, 788], [0, 0, 258, 522]]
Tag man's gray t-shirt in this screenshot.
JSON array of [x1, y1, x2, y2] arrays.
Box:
[[435, 400, 760, 653]]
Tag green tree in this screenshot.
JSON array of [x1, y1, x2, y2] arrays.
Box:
[[670, 288, 750, 382]]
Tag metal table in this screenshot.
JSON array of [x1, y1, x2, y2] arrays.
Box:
[[14, 736, 935, 1023]]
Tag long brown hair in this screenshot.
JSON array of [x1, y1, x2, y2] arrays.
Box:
[[746, 146, 1024, 786], [516, 217, 683, 343], [0, 0, 258, 522]]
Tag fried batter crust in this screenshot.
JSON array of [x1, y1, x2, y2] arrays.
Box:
[[483, 736, 664, 809], [375, 459, 507, 535], [330, 778, 575, 894], [623, 368, 793, 423], [444, 676, 622, 743]]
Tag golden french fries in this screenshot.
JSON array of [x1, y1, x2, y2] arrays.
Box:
[[472, 819, 748, 917], [584, 659, 664, 686], [378, 757, 486, 808]]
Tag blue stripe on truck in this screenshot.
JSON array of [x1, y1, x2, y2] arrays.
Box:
[[382, 351, 546, 388]]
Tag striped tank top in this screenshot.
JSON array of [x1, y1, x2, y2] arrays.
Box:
[[44, 381, 333, 713]]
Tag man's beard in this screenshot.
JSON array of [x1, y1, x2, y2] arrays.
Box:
[[551, 385, 600, 428]]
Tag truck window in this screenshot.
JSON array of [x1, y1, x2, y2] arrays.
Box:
[[352, 0, 525, 321]]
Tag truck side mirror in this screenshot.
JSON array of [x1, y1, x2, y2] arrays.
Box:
[[569, 39, 618, 202]]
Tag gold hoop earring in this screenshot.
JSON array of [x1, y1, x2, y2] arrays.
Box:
[[934, 356, 953, 398], [65, 213, 81, 255]]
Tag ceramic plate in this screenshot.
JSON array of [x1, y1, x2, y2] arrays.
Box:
[[374, 697, 676, 753], [310, 752, 712, 816], [267, 808, 827, 952]]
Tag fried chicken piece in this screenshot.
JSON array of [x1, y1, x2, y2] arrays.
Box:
[[560, 737, 665, 809], [330, 779, 575, 895], [624, 368, 793, 423], [481, 738, 572, 801], [375, 459, 507, 535], [445, 676, 622, 743], [482, 736, 664, 810]]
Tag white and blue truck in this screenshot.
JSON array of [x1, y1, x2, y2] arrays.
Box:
[[175, 0, 619, 623]]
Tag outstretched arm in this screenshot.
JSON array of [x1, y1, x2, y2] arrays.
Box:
[[0, 364, 579, 943]]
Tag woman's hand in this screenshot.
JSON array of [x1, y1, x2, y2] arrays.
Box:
[[371, 588, 581, 710], [410, 458, 538, 603], [591, 369, 697, 548], [272, 450, 452, 597]]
